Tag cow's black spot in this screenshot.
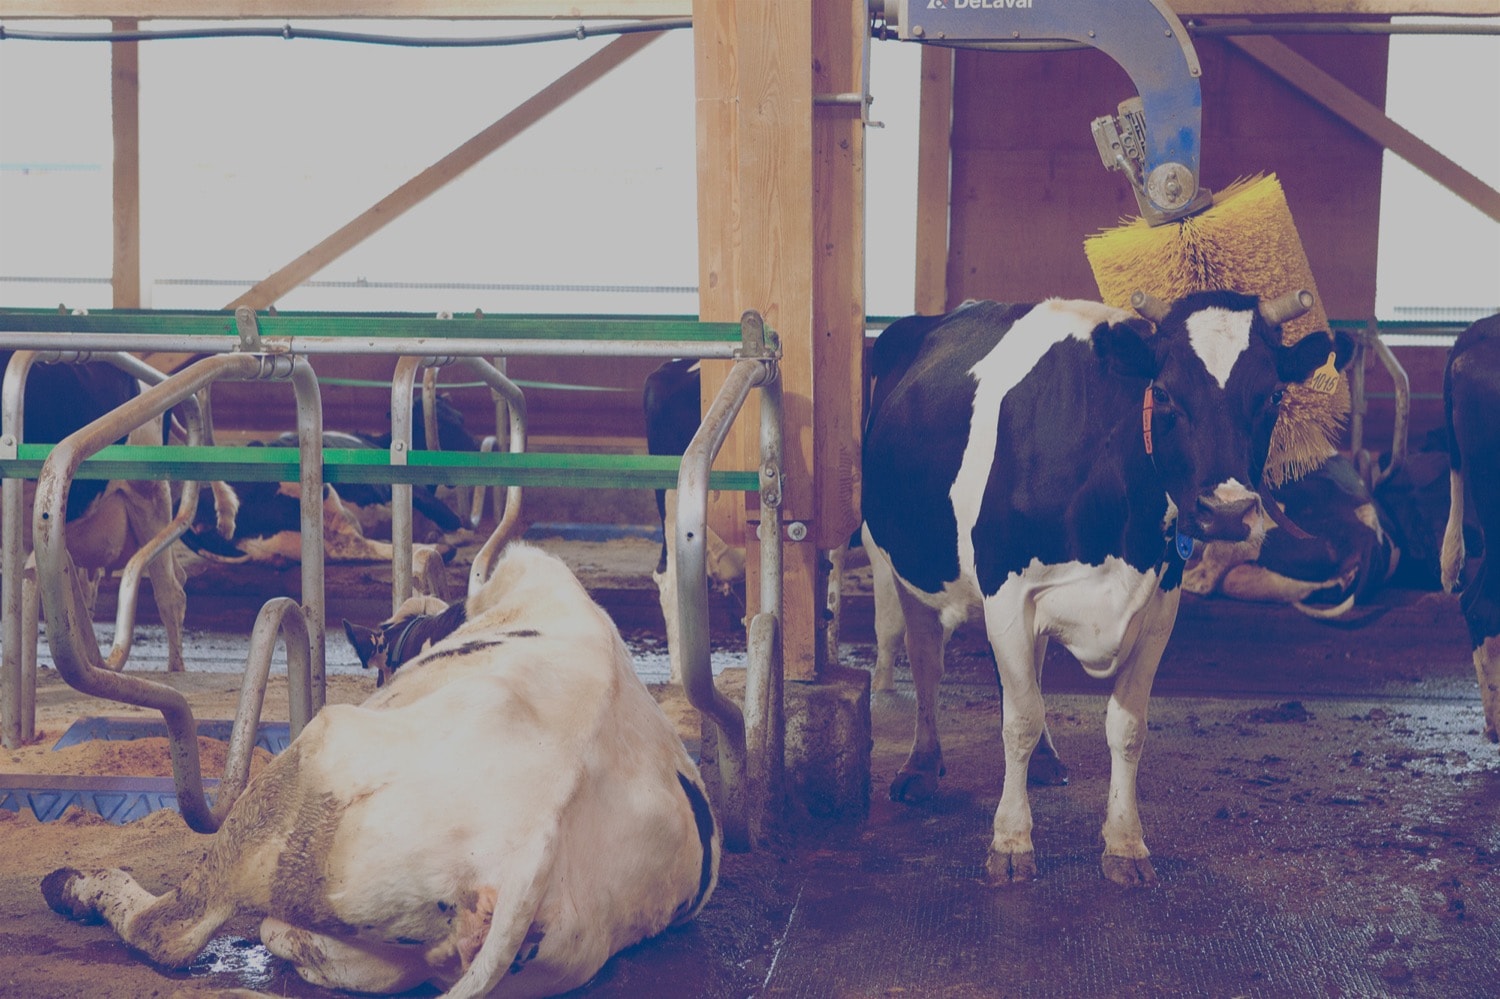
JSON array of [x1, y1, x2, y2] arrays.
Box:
[[509, 922, 546, 975], [424, 639, 507, 663], [676, 771, 717, 924]]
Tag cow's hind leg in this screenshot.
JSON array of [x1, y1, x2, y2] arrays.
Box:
[[42, 867, 232, 969], [985, 617, 1049, 884], [1021, 637, 1069, 787], [863, 523, 906, 693], [261, 918, 430, 994], [1097, 591, 1179, 887], [889, 584, 948, 803]]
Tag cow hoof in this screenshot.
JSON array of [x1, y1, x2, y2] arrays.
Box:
[[1101, 854, 1158, 887], [889, 767, 940, 803], [41, 868, 97, 922], [985, 849, 1037, 884], [1026, 753, 1069, 786]]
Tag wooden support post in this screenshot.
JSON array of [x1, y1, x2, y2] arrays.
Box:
[[694, 0, 862, 684], [914, 45, 954, 315], [110, 19, 140, 309]]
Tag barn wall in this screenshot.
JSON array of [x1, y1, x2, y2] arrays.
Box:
[[944, 31, 1390, 320]]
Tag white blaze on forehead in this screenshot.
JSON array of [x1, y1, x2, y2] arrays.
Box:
[[1185, 307, 1253, 388]]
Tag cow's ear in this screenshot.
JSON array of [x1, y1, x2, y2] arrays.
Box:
[[1277, 329, 1356, 384], [1092, 318, 1159, 381], [342, 619, 382, 668]]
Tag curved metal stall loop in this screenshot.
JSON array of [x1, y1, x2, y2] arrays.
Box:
[[93, 351, 210, 672], [2, 349, 212, 743], [675, 314, 781, 851], [32, 352, 326, 833], [387, 355, 528, 608], [458, 357, 527, 595]]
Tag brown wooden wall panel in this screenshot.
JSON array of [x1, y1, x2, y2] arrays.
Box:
[[946, 29, 1390, 319]]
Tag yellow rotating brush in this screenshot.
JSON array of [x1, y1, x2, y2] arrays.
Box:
[[1084, 173, 1349, 487]]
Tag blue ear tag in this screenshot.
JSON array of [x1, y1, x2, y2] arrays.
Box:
[[1175, 532, 1196, 560]]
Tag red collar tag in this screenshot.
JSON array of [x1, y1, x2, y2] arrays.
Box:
[[1142, 384, 1155, 456]]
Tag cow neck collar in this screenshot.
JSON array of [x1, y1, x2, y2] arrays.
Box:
[[1142, 382, 1195, 563], [386, 614, 427, 669]]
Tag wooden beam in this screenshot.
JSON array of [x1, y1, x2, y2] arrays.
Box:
[[0, 1, 692, 18], [3, 1, 1495, 19], [226, 30, 658, 313], [812, 0, 865, 551], [913, 44, 953, 316], [1229, 32, 1500, 222], [110, 19, 140, 309]]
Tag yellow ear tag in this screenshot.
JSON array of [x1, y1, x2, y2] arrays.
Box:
[[1308, 352, 1340, 395]]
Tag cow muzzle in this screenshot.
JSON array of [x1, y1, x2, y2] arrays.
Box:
[[1189, 485, 1263, 542]]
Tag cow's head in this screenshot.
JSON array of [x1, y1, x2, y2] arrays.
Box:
[[343, 594, 464, 686], [1093, 288, 1355, 543]]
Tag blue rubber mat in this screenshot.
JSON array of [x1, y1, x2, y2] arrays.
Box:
[[51, 716, 291, 755], [0, 716, 288, 824]]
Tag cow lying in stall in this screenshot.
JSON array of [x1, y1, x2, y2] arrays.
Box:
[[2, 351, 187, 671], [177, 399, 474, 591], [1441, 312, 1500, 746], [1182, 453, 1398, 618], [43, 542, 719, 997], [861, 291, 1352, 886]]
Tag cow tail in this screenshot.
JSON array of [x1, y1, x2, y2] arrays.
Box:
[[441, 838, 559, 999]]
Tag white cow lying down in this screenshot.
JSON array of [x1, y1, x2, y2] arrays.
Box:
[[43, 542, 720, 998]]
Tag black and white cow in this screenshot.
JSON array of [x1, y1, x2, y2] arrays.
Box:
[[2, 352, 187, 670], [44, 542, 719, 997], [1441, 312, 1500, 746], [1184, 453, 1398, 618], [862, 291, 1353, 886]]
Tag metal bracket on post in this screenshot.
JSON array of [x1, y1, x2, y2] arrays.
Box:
[[877, 0, 1212, 225], [233, 306, 263, 352]]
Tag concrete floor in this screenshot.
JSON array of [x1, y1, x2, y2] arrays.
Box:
[[6, 537, 1500, 998]]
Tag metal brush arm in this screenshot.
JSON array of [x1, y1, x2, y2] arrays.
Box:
[[876, 0, 1209, 223]]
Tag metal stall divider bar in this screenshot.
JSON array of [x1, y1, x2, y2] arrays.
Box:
[[0, 307, 781, 846]]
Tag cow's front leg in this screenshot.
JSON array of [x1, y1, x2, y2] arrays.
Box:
[[42, 867, 231, 969], [1098, 591, 1178, 887], [889, 586, 947, 802], [986, 622, 1047, 884]]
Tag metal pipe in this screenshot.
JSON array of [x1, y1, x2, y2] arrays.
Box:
[[743, 350, 784, 845], [30, 352, 323, 831], [675, 355, 774, 851], [2, 351, 40, 747], [0, 333, 748, 361], [459, 357, 529, 593]]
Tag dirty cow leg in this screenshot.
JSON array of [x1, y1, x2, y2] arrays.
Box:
[[1023, 635, 1069, 787], [889, 584, 948, 803], [1098, 591, 1178, 887], [986, 616, 1047, 885], [261, 918, 430, 994], [41, 867, 232, 969], [863, 523, 907, 693], [1476, 634, 1500, 745], [119, 477, 188, 672]]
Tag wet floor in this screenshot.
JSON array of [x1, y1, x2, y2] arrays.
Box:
[[6, 540, 1500, 998]]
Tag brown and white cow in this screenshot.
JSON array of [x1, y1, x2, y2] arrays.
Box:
[[43, 542, 720, 997], [2, 351, 188, 671]]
